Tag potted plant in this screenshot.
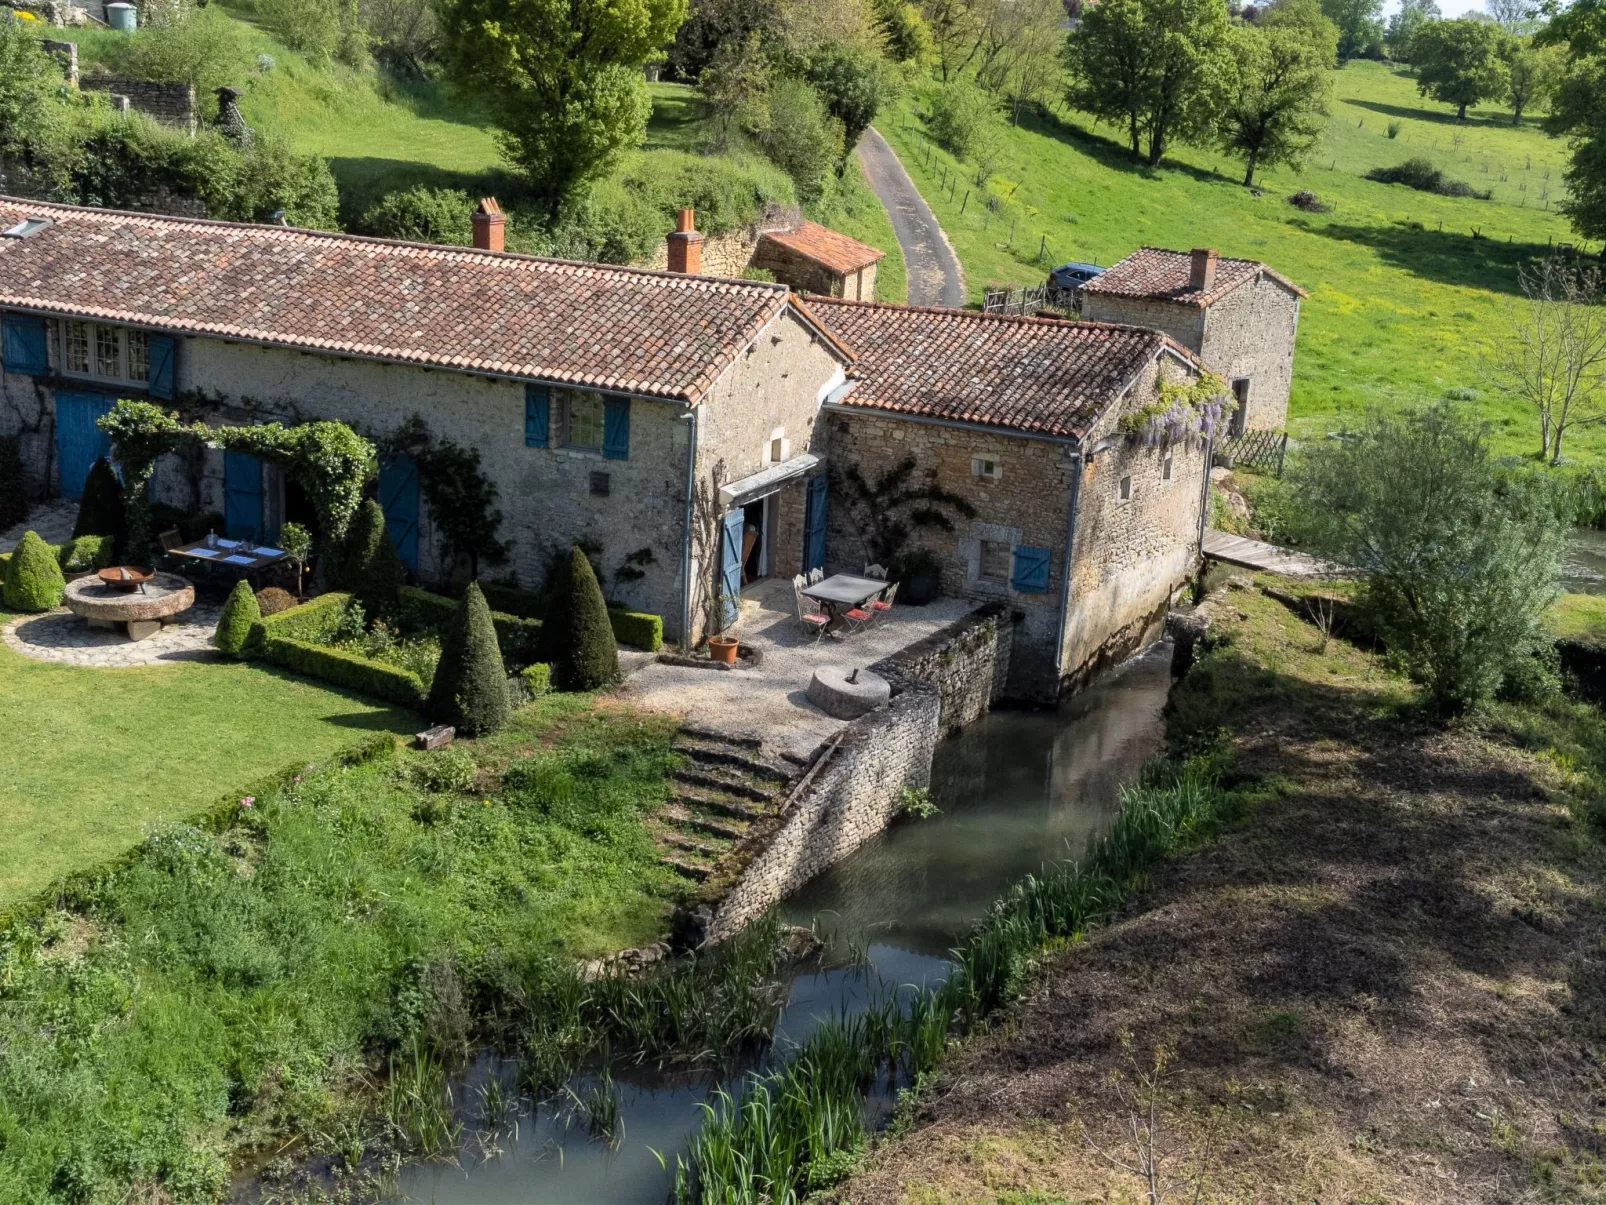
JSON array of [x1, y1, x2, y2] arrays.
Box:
[[706, 583, 740, 664], [892, 547, 942, 606]]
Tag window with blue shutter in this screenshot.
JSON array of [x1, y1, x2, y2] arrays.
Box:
[[1011, 544, 1051, 593], [147, 334, 176, 399], [525, 384, 549, 448], [1, 313, 47, 376], [602, 396, 630, 461]]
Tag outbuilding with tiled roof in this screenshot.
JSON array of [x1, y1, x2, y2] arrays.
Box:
[[1080, 246, 1305, 434], [752, 220, 886, 302]]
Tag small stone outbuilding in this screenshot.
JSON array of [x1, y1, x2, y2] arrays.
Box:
[[1080, 247, 1305, 433], [752, 221, 884, 301]]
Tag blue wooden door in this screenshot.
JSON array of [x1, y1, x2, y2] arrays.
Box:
[[54, 392, 113, 499], [224, 452, 264, 542], [803, 474, 828, 574], [719, 509, 745, 630], [379, 455, 420, 570]]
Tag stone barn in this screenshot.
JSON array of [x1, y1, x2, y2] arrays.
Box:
[[1079, 247, 1305, 433], [751, 221, 884, 301], [810, 299, 1214, 702]]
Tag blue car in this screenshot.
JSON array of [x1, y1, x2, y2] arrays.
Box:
[[1048, 261, 1105, 291]]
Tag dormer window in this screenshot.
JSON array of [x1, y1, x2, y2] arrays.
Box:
[[62, 320, 148, 384]]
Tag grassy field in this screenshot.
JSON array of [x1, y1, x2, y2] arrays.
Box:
[[880, 60, 1600, 462], [0, 611, 416, 907]]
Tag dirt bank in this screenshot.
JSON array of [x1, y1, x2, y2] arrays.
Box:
[[835, 581, 1606, 1204]]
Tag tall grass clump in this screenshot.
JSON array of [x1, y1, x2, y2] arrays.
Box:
[[677, 757, 1234, 1204]]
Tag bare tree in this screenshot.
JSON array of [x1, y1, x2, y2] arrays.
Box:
[[1485, 0, 1536, 32], [1078, 1037, 1216, 1205], [1484, 256, 1606, 464]]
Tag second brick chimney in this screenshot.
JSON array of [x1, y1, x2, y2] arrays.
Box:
[[667, 208, 704, 274], [472, 197, 505, 253], [1189, 247, 1218, 293]]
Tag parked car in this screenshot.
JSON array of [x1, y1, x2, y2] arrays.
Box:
[[1047, 261, 1105, 293]]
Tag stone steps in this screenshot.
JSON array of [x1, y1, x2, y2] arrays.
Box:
[[660, 855, 713, 882], [673, 766, 775, 804], [653, 728, 789, 888], [662, 804, 747, 842], [673, 789, 766, 822], [678, 741, 791, 783]]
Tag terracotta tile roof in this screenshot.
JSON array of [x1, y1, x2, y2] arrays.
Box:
[[1080, 246, 1307, 307], [759, 221, 885, 274], [0, 197, 839, 402], [807, 298, 1192, 441]]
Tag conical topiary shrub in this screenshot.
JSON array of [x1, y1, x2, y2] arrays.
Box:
[[3, 530, 65, 612], [339, 498, 405, 616], [543, 545, 618, 691], [427, 582, 508, 736], [73, 457, 127, 555], [214, 579, 261, 657]]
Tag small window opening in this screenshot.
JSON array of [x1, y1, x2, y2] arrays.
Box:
[[979, 540, 1011, 582], [2, 217, 51, 240], [972, 456, 1001, 480], [1162, 455, 1173, 482], [771, 437, 784, 463], [1119, 475, 1132, 503], [589, 471, 610, 497]]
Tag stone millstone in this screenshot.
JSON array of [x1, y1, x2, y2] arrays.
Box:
[[806, 664, 891, 719]]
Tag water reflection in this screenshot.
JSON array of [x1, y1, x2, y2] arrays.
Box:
[[390, 643, 1175, 1203], [1564, 527, 1606, 596]]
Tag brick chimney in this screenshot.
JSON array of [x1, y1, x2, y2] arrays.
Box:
[[472, 197, 505, 253], [1189, 247, 1218, 293], [667, 208, 704, 274]]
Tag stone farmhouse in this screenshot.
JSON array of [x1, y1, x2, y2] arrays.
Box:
[[0, 196, 1294, 702], [1080, 246, 1305, 434]]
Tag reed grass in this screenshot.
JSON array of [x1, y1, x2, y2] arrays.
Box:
[[384, 1041, 463, 1159], [678, 755, 1237, 1203]]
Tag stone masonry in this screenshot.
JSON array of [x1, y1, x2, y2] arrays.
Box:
[[80, 77, 198, 136]]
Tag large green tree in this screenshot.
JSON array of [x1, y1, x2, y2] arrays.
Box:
[[1504, 37, 1563, 124], [1065, 0, 1231, 166], [1384, 0, 1439, 63], [1412, 16, 1511, 119], [1216, 0, 1337, 186], [438, 0, 686, 209], [1318, 0, 1383, 59], [0, 18, 60, 157], [1539, 0, 1606, 238]]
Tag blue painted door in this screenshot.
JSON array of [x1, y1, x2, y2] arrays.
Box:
[[54, 392, 113, 499], [224, 452, 264, 542], [379, 455, 420, 570], [803, 474, 828, 575], [719, 509, 745, 630]]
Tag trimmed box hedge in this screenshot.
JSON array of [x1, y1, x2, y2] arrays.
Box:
[[244, 591, 352, 659], [398, 584, 663, 654], [263, 636, 426, 709], [0, 536, 115, 577], [478, 582, 546, 620], [607, 608, 663, 652], [398, 586, 541, 665]]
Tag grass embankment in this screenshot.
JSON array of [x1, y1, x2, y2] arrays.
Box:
[[0, 694, 686, 1203], [879, 59, 1598, 462], [0, 608, 414, 907], [838, 581, 1606, 1203]]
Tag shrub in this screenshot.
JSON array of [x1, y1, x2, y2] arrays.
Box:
[[244, 591, 353, 658], [1366, 157, 1488, 198], [0, 435, 26, 531], [927, 78, 995, 161], [73, 457, 127, 551], [608, 607, 662, 651], [99, 6, 251, 116], [754, 77, 844, 203], [264, 636, 427, 708], [1290, 402, 1567, 713], [58, 535, 113, 573], [540, 546, 619, 691], [3, 530, 65, 612], [340, 499, 406, 616], [255, 586, 297, 617], [359, 186, 472, 245], [398, 584, 541, 666], [521, 662, 551, 696], [214, 579, 262, 657], [426, 582, 509, 736], [411, 746, 477, 793]]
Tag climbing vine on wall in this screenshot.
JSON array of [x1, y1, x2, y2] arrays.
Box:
[[832, 455, 978, 566], [98, 400, 375, 561], [386, 416, 509, 583], [1117, 371, 1231, 447]]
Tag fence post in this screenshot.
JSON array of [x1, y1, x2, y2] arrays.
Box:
[[1277, 432, 1288, 478], [1038, 234, 1046, 263], [1009, 216, 1017, 246], [961, 189, 970, 214]]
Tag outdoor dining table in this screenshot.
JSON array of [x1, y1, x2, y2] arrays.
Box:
[[170, 537, 289, 576], [802, 573, 887, 633]]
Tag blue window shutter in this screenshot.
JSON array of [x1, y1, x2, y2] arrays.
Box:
[[719, 509, 744, 629], [147, 334, 176, 399], [603, 396, 630, 460], [1012, 544, 1051, 593], [525, 384, 550, 448], [2, 313, 47, 376], [803, 474, 827, 573]]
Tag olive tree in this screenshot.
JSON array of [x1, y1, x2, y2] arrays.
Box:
[[1291, 402, 1566, 714]]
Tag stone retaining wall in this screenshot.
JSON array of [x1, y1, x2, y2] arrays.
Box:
[[695, 604, 1012, 943], [80, 77, 198, 135]]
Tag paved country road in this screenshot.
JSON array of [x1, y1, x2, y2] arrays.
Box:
[[856, 128, 966, 308]]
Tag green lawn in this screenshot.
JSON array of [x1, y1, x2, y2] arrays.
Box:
[[0, 613, 416, 908], [879, 60, 1599, 463]]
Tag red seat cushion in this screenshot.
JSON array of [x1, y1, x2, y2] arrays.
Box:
[[845, 608, 871, 621], [870, 600, 892, 611], [803, 613, 828, 625]]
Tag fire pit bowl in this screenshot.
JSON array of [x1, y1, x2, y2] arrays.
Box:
[[97, 566, 155, 593]]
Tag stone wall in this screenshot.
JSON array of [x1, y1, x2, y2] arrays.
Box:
[[637, 228, 763, 279], [80, 77, 197, 135], [748, 239, 877, 301], [698, 605, 1012, 943]]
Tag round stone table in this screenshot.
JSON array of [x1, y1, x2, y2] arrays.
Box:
[[806, 664, 892, 719], [64, 572, 196, 642]]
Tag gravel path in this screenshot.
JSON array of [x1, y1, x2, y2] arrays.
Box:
[[2, 498, 78, 553], [857, 129, 966, 308], [3, 604, 222, 667]]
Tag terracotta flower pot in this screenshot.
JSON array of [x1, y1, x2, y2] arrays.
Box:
[[708, 635, 739, 664]]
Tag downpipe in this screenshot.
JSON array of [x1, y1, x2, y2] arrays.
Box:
[[679, 406, 698, 652]]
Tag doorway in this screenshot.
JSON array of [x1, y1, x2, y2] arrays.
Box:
[[740, 495, 775, 586]]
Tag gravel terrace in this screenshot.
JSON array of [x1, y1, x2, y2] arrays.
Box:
[[620, 579, 976, 760]]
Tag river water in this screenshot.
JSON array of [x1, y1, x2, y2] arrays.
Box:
[[392, 642, 1176, 1204], [1564, 528, 1606, 596]]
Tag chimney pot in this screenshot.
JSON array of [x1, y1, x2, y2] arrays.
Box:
[[472, 196, 505, 253], [667, 207, 704, 274], [1189, 247, 1218, 293]]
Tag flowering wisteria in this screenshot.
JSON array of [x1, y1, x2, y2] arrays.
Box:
[[1124, 393, 1234, 448]]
